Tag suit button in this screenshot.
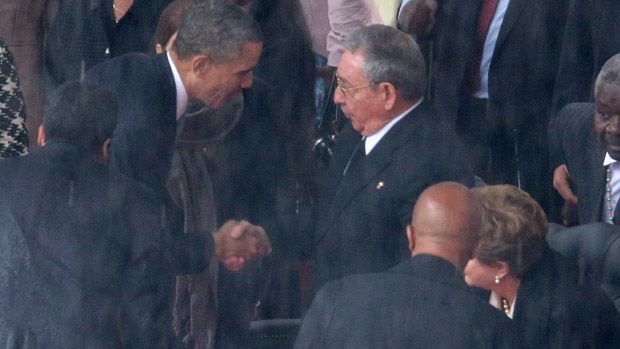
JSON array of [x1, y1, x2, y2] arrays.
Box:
[[104, 48, 111, 56]]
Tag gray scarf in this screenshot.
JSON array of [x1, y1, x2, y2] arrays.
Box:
[[167, 94, 243, 349]]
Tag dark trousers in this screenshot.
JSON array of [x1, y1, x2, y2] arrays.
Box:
[[457, 96, 553, 214]]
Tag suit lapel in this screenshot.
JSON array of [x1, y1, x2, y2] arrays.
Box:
[[493, 0, 526, 55], [316, 108, 419, 244], [584, 129, 606, 223]]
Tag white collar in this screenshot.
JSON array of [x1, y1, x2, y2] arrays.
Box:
[[167, 52, 188, 120], [604, 153, 618, 166], [364, 98, 423, 155]]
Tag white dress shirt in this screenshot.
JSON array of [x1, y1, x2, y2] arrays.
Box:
[[364, 98, 423, 155], [602, 153, 620, 223], [473, 0, 511, 99], [167, 52, 188, 120]]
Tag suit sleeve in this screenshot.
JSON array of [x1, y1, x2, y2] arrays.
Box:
[[294, 281, 339, 348]]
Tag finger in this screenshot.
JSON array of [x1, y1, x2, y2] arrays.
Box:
[[553, 165, 578, 204], [229, 220, 252, 239], [249, 226, 271, 256], [223, 257, 245, 272]]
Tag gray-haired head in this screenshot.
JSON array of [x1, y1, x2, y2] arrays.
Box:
[[595, 53, 620, 98], [343, 24, 426, 101], [173, 0, 263, 63]]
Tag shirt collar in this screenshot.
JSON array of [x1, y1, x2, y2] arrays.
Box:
[[604, 152, 617, 166], [167, 52, 188, 120], [364, 98, 423, 155]]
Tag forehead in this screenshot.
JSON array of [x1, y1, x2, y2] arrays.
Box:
[[337, 50, 368, 82], [597, 82, 620, 110]]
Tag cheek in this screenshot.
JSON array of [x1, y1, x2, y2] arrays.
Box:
[[464, 260, 489, 288], [594, 119, 606, 138]]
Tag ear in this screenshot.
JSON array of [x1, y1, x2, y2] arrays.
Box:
[[494, 261, 510, 279], [380, 82, 398, 110], [165, 32, 178, 51], [37, 125, 46, 147], [101, 138, 111, 162], [155, 43, 164, 54], [406, 224, 415, 254], [192, 55, 212, 77]]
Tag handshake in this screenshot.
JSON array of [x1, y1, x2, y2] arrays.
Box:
[[213, 220, 272, 271]]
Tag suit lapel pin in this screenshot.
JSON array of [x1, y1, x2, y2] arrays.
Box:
[[376, 181, 384, 190]]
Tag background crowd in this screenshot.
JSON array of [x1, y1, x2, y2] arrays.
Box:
[[1, 0, 620, 348]]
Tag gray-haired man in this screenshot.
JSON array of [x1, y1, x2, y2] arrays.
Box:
[[307, 24, 474, 303]]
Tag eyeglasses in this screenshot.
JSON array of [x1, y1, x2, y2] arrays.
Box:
[[335, 74, 377, 97]]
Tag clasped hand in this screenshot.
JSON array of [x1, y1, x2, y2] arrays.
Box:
[[213, 220, 272, 271]]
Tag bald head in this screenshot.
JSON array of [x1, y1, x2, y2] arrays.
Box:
[[408, 182, 481, 270]]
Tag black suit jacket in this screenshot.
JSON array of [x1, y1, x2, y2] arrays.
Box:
[[296, 255, 515, 349], [84, 54, 212, 347], [85, 53, 177, 200], [0, 142, 124, 348], [429, 0, 568, 201], [552, 0, 620, 114], [432, 0, 568, 130], [308, 102, 474, 300], [45, 0, 171, 86], [512, 247, 620, 348], [553, 103, 605, 224], [547, 222, 620, 312]]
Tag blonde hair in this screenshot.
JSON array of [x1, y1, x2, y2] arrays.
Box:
[[472, 185, 548, 278]]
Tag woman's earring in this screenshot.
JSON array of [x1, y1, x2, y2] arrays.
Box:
[[494, 275, 501, 284]]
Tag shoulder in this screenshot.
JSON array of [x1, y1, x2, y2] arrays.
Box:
[[556, 102, 595, 136]]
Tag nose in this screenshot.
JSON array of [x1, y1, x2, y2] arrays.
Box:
[[241, 71, 254, 89], [333, 85, 345, 105]]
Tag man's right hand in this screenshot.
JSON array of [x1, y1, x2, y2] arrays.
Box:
[[553, 164, 578, 204], [398, 0, 438, 36], [213, 220, 272, 271]]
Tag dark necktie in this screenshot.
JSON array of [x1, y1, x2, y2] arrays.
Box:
[[465, 0, 500, 93], [342, 137, 365, 176]]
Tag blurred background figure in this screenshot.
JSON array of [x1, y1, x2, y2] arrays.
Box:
[[0, 39, 29, 158], [45, 0, 173, 88], [547, 222, 620, 312], [398, 0, 569, 218], [466, 185, 620, 348], [0, 0, 56, 145]]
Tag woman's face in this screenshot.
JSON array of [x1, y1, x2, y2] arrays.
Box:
[[464, 258, 498, 290]]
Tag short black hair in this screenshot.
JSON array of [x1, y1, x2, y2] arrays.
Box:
[[44, 81, 118, 154]]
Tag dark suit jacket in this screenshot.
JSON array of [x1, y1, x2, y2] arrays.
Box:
[[552, 0, 620, 114], [84, 54, 212, 347], [0, 142, 124, 348], [512, 246, 620, 348], [432, 0, 568, 130], [553, 103, 605, 224], [296, 255, 515, 349], [45, 0, 171, 86], [307, 102, 474, 300], [429, 0, 568, 202], [85, 53, 177, 201], [547, 222, 620, 312]]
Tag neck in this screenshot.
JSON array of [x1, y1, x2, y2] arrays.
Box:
[[412, 243, 465, 271], [391, 97, 421, 118], [493, 275, 521, 305]]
